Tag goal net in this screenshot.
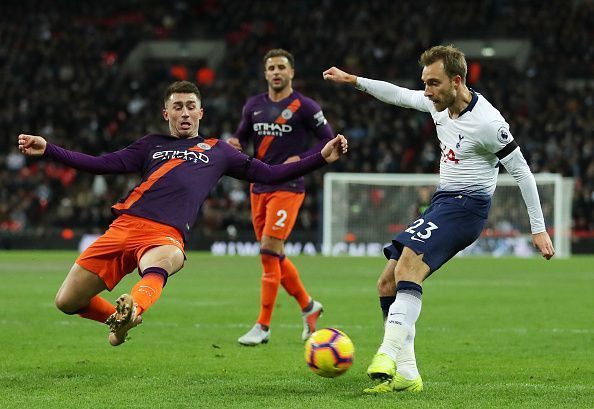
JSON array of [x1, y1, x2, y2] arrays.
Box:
[[322, 173, 573, 257]]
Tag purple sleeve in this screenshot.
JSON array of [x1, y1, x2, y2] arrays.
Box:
[[298, 97, 334, 158], [44, 139, 147, 174], [246, 153, 326, 183], [222, 142, 326, 183]]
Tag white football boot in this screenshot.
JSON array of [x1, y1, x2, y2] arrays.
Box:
[[238, 323, 270, 346], [302, 300, 323, 341]]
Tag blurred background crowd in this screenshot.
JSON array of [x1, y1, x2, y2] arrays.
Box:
[[0, 0, 592, 250]]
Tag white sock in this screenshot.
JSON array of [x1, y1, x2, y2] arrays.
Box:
[[377, 286, 422, 371], [396, 325, 420, 380]]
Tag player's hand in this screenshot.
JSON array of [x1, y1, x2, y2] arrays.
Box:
[[18, 134, 47, 156], [283, 155, 300, 164], [227, 137, 242, 151], [321, 134, 348, 163], [322, 67, 357, 85], [532, 231, 555, 260]]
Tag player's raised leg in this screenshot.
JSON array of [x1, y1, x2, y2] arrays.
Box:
[[108, 244, 184, 346], [55, 263, 114, 322]]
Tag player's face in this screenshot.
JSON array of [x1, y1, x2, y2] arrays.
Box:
[[163, 93, 204, 138], [421, 61, 457, 112], [264, 56, 294, 92]]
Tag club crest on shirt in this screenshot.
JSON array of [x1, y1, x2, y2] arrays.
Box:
[[497, 127, 511, 144], [196, 143, 212, 150], [281, 109, 293, 120]]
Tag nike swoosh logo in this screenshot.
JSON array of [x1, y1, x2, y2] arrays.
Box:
[[389, 312, 405, 316], [410, 236, 425, 242], [435, 122, 443, 126], [254, 111, 262, 115]]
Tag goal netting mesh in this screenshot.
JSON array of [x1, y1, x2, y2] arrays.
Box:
[[322, 173, 573, 257]]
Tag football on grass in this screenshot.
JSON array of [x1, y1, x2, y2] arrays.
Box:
[[304, 328, 354, 378]]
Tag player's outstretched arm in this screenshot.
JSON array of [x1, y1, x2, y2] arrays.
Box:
[[18, 134, 47, 156], [238, 134, 348, 184], [322, 67, 358, 85], [324, 67, 429, 111], [532, 231, 555, 260], [18, 133, 144, 174]]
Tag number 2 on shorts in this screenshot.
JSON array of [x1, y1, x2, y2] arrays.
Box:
[[275, 209, 287, 228]]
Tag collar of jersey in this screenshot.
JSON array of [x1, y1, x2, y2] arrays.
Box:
[[458, 89, 479, 117]]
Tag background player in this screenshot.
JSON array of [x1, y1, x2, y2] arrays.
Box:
[[228, 49, 334, 346], [18, 80, 347, 347], [323, 45, 554, 393]]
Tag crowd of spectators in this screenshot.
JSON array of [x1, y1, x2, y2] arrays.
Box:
[[1, 0, 592, 248]]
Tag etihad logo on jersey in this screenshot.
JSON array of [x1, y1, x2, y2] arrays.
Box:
[[152, 149, 209, 164], [253, 122, 292, 136]]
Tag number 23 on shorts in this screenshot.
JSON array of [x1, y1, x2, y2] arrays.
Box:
[[405, 218, 439, 242]]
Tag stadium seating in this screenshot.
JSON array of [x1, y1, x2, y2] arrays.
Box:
[[0, 0, 591, 250]]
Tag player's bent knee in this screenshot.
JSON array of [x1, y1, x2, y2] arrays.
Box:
[[260, 236, 284, 254], [54, 293, 81, 315]]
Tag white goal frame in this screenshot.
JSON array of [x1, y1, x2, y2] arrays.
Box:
[[323, 173, 573, 257]]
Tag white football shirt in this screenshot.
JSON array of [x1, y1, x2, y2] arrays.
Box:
[[355, 77, 546, 233], [357, 78, 511, 197]]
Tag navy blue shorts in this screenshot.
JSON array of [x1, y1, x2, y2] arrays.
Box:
[[384, 192, 490, 273]]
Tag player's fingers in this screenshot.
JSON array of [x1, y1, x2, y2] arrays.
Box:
[[339, 135, 348, 152], [542, 244, 554, 259], [18, 134, 32, 147], [322, 68, 337, 80], [334, 134, 343, 148]]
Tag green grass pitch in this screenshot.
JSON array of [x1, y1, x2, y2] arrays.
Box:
[[1, 251, 593, 408]]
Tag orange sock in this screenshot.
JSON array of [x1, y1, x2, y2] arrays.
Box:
[[280, 256, 310, 309], [257, 251, 282, 327], [78, 295, 116, 323], [131, 267, 167, 315]]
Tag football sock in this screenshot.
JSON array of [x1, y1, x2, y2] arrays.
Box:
[[378, 281, 422, 363], [77, 295, 116, 323], [302, 299, 314, 313], [396, 324, 420, 380], [131, 267, 168, 315], [279, 255, 311, 310], [257, 250, 282, 327], [380, 295, 396, 323]]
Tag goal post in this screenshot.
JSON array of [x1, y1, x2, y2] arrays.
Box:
[[322, 173, 573, 257]]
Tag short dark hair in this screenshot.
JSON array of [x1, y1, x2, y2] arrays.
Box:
[[263, 48, 295, 69], [419, 45, 467, 84], [163, 81, 201, 106]]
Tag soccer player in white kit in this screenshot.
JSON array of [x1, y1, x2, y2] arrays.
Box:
[[323, 45, 555, 394]]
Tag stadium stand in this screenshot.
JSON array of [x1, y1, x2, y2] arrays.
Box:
[[0, 0, 592, 251]]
